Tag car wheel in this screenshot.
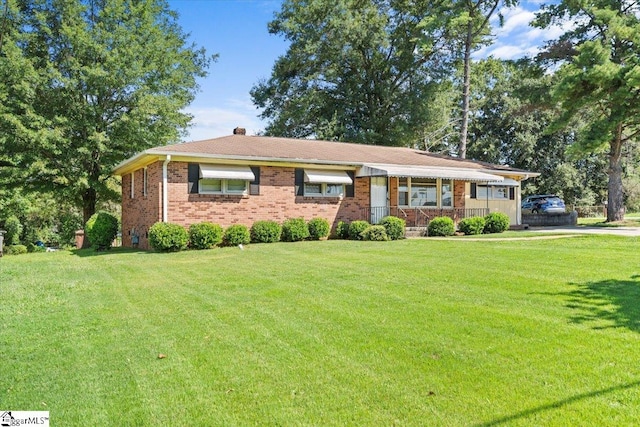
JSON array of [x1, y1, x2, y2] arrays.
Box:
[[532, 209, 539, 214]]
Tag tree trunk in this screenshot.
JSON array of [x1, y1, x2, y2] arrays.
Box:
[[458, 21, 473, 160], [82, 187, 97, 225], [607, 125, 625, 222]]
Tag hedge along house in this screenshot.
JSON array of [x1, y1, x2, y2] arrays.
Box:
[[113, 128, 538, 249]]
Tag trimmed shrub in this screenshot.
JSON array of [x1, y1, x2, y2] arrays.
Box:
[[307, 217, 330, 240], [458, 216, 486, 236], [348, 220, 370, 240], [281, 218, 310, 242], [85, 211, 119, 250], [27, 243, 46, 253], [149, 222, 189, 252], [223, 224, 250, 246], [5, 244, 28, 255], [427, 216, 455, 237], [378, 216, 405, 240], [251, 220, 282, 243], [484, 212, 510, 234], [189, 222, 223, 249], [361, 225, 389, 241], [335, 221, 350, 239]]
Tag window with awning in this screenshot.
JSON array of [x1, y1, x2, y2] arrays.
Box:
[[197, 164, 256, 195], [300, 169, 353, 197]]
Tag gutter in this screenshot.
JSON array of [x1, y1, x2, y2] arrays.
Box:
[[162, 155, 171, 222]]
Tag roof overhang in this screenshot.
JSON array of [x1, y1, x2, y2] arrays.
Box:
[[357, 164, 505, 182]]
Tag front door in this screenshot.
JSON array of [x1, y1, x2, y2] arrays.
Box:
[[370, 176, 388, 224]]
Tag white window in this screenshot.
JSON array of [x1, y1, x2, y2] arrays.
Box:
[[411, 178, 437, 207], [199, 178, 248, 195], [304, 182, 345, 197], [130, 172, 135, 199], [398, 177, 453, 208], [476, 185, 508, 200]]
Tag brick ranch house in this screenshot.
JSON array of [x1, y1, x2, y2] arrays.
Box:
[[113, 128, 538, 249]]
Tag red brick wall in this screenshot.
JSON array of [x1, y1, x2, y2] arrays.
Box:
[[121, 161, 371, 249], [121, 162, 162, 249]]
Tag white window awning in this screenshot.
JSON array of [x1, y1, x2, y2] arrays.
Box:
[[485, 178, 519, 187], [304, 169, 353, 184], [358, 164, 505, 183], [199, 164, 255, 181]]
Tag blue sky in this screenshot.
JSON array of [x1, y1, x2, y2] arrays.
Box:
[[168, 0, 561, 141]]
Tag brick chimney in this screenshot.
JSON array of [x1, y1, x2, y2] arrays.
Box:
[[233, 127, 246, 135]]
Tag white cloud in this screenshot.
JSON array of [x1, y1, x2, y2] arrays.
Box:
[[183, 99, 266, 141]]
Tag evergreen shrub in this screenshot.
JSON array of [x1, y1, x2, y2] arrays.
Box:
[[85, 211, 119, 250], [223, 224, 251, 246], [189, 222, 223, 249], [484, 212, 510, 234], [378, 216, 405, 240], [281, 218, 310, 242], [307, 217, 330, 240], [458, 217, 486, 235], [250, 221, 282, 243], [428, 216, 455, 237], [149, 222, 189, 252]]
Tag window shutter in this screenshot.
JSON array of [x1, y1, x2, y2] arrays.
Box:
[[249, 167, 260, 195], [188, 163, 200, 194], [509, 187, 515, 200], [345, 171, 355, 198], [295, 168, 304, 196], [470, 183, 477, 199]]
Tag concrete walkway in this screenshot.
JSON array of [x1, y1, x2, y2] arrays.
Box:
[[529, 226, 640, 237]]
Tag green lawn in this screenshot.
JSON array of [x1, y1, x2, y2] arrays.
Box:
[[2, 236, 640, 426]]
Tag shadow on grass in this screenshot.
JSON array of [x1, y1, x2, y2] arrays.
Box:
[[561, 277, 640, 333], [475, 379, 640, 426], [70, 247, 151, 258]]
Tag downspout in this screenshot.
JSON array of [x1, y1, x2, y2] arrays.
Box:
[[162, 155, 171, 222]]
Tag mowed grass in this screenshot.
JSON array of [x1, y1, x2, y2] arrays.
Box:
[[2, 236, 640, 426]]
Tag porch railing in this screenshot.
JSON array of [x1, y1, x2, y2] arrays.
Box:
[[360, 206, 489, 227]]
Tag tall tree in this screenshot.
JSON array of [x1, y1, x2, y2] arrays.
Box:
[[534, 0, 640, 221], [421, 0, 517, 158], [0, 0, 212, 222], [251, 0, 453, 146]]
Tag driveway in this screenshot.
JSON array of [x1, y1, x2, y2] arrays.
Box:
[[529, 226, 640, 237]]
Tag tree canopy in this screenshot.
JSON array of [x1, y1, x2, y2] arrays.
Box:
[[251, 0, 455, 146], [0, 0, 212, 222], [534, 0, 640, 221]]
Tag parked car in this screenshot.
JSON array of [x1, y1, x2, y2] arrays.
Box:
[[522, 194, 566, 214]]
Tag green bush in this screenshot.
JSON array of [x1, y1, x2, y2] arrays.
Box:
[[149, 222, 189, 252], [223, 224, 250, 246], [307, 217, 330, 240], [348, 220, 370, 240], [427, 216, 455, 237], [335, 221, 350, 239], [458, 216, 486, 235], [281, 218, 310, 242], [4, 215, 22, 245], [361, 225, 389, 241], [27, 242, 46, 253], [5, 244, 28, 255], [189, 222, 223, 249], [484, 212, 510, 234], [85, 211, 119, 250], [378, 216, 405, 240], [250, 220, 282, 243]]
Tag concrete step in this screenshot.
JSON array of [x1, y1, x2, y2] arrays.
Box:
[[405, 227, 428, 238]]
